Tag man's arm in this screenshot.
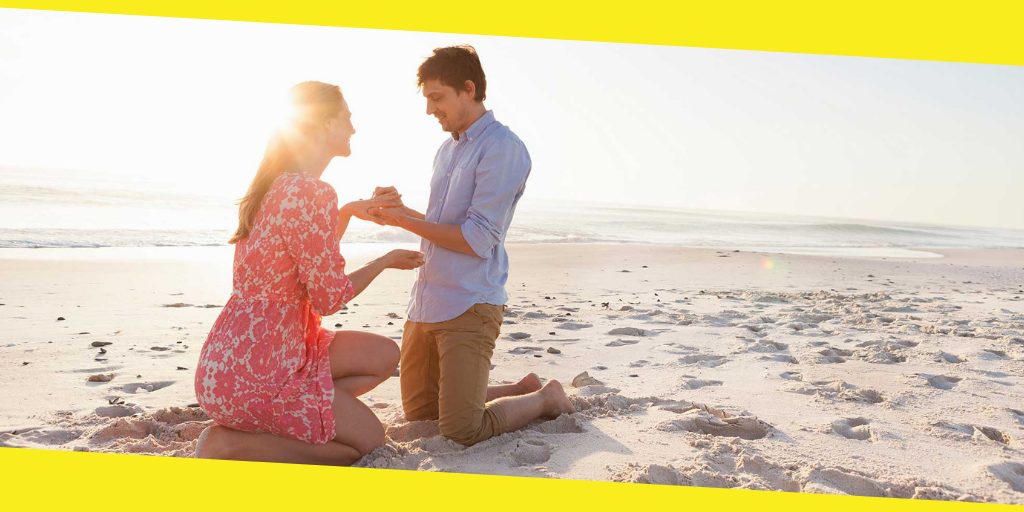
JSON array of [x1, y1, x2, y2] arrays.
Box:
[[373, 137, 530, 258], [402, 205, 426, 221], [385, 212, 476, 256], [457, 137, 531, 258]]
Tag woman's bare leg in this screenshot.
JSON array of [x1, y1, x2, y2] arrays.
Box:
[[194, 391, 385, 465], [194, 331, 397, 465], [329, 330, 400, 397], [194, 426, 362, 466]]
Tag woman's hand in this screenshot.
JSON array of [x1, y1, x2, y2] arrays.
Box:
[[384, 249, 425, 270], [342, 190, 403, 226]]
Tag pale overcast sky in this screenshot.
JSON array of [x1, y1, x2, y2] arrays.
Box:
[[0, 8, 1021, 229]]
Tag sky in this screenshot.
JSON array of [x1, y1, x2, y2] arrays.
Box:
[[0, 9, 1022, 230]]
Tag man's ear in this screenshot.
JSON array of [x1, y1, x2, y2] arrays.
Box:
[[463, 79, 476, 99]]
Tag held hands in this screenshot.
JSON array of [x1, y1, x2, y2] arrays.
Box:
[[370, 185, 409, 225], [384, 249, 425, 270], [372, 207, 408, 227], [341, 189, 403, 226]]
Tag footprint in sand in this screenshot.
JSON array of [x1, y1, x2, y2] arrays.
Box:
[[981, 349, 1009, 360], [855, 389, 887, 404], [927, 421, 1012, 445], [557, 322, 593, 330], [780, 371, 803, 381], [988, 462, 1024, 493], [640, 464, 683, 486], [803, 467, 889, 497], [935, 352, 966, 364], [737, 339, 788, 353], [680, 379, 723, 390], [507, 346, 544, 355], [120, 381, 175, 394], [94, 404, 144, 418], [678, 354, 728, 367], [815, 349, 849, 364], [657, 403, 770, 440], [0, 426, 84, 447], [924, 375, 963, 390], [606, 339, 640, 347], [854, 341, 908, 364], [527, 415, 584, 434], [974, 426, 1014, 445], [759, 354, 799, 364], [1009, 408, 1024, 426], [607, 327, 650, 337], [510, 439, 551, 466], [831, 417, 877, 442]]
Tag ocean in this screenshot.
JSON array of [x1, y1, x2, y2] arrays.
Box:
[[2, 167, 1023, 257]]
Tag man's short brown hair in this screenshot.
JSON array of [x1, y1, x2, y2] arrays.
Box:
[[417, 45, 487, 102]]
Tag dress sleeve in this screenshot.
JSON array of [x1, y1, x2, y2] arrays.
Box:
[[277, 179, 355, 316]]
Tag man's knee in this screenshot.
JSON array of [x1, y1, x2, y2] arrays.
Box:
[[439, 415, 489, 446], [402, 400, 439, 422]]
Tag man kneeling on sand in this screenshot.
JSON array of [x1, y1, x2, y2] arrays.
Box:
[[370, 45, 575, 446]]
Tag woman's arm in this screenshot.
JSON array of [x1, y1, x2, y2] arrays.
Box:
[[346, 250, 425, 300], [336, 211, 353, 240], [345, 255, 387, 299]]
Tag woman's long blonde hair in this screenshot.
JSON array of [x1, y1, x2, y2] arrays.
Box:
[[229, 81, 345, 244]]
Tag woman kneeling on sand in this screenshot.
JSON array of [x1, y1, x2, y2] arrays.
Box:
[[194, 81, 423, 465]]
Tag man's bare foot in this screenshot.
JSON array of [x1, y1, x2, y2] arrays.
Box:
[[540, 380, 576, 418], [517, 373, 543, 395]]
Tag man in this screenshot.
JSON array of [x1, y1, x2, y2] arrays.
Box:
[[371, 45, 574, 446]]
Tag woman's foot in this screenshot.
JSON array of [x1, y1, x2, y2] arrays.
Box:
[[194, 426, 234, 460], [539, 380, 576, 418]]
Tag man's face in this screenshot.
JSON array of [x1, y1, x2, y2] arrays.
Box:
[[422, 79, 473, 134]]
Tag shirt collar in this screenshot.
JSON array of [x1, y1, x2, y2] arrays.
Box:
[[453, 110, 495, 144]]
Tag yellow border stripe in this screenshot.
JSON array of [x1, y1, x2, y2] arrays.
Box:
[[2, 2, 1022, 510], [1, 0, 1022, 66], [2, 448, 1017, 510]]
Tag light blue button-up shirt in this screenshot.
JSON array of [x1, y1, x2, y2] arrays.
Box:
[[406, 110, 532, 323]]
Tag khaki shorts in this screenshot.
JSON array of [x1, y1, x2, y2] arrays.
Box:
[[399, 303, 507, 446]]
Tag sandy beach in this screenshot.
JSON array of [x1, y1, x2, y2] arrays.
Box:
[[1, 244, 1023, 503]]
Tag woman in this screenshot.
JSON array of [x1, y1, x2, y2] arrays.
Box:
[[193, 81, 423, 465]]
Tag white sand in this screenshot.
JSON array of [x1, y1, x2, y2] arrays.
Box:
[[1, 244, 1023, 503]]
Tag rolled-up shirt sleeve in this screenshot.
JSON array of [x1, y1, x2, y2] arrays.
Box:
[[460, 136, 531, 258]]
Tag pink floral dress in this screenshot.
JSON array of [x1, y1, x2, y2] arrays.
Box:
[[195, 172, 354, 445]]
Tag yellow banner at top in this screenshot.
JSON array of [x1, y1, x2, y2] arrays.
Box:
[[1, 0, 1022, 66]]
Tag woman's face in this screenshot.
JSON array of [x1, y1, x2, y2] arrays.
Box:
[[326, 99, 355, 157]]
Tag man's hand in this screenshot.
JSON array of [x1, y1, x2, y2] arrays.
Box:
[[341, 190, 402, 226], [371, 206, 408, 227], [373, 186, 425, 220]]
